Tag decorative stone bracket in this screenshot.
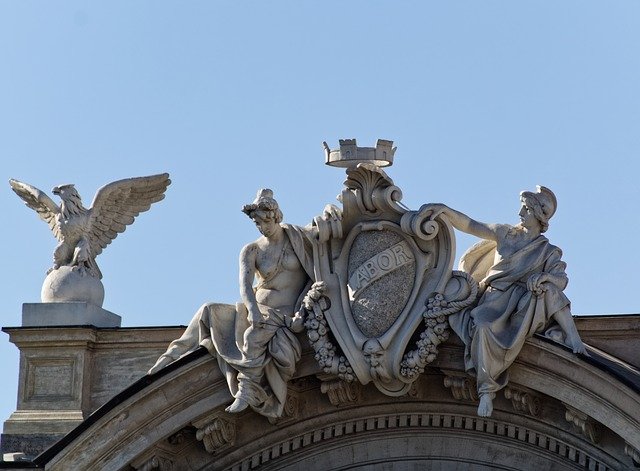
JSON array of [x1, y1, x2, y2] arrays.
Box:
[[504, 386, 541, 417], [442, 371, 478, 402], [192, 412, 236, 454], [564, 404, 602, 444], [625, 442, 640, 466], [319, 378, 362, 407]]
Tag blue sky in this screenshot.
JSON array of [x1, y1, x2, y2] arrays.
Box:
[[1, 2, 640, 430]]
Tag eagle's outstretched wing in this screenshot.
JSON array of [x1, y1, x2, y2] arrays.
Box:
[[9, 179, 62, 240], [87, 173, 171, 258]]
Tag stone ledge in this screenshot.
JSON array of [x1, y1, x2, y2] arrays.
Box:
[[3, 410, 84, 435], [1, 433, 66, 461]]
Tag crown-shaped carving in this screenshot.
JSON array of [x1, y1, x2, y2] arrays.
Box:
[[323, 138, 396, 168]]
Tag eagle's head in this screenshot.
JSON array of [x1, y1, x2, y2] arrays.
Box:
[[52, 184, 85, 215]]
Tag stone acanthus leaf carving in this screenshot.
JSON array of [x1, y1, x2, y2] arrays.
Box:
[[564, 404, 602, 444], [442, 371, 479, 402], [319, 379, 362, 407], [9, 174, 170, 307], [401, 271, 478, 380], [504, 386, 541, 417], [303, 294, 355, 382], [193, 414, 236, 454], [342, 163, 405, 215]]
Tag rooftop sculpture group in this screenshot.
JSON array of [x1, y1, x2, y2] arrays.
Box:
[[147, 140, 585, 419], [11, 141, 586, 420]]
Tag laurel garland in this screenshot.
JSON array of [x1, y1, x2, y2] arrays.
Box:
[[304, 295, 355, 382], [400, 271, 478, 380]]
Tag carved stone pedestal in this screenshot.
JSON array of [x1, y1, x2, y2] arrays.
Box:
[[22, 302, 121, 328], [1, 323, 185, 459]]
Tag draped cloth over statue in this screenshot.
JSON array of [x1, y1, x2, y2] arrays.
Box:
[[155, 224, 315, 418], [449, 233, 570, 397]]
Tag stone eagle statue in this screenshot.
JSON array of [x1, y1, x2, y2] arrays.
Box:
[[9, 173, 171, 280]]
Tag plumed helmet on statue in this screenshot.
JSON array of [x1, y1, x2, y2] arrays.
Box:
[[520, 185, 557, 233], [242, 188, 283, 223]]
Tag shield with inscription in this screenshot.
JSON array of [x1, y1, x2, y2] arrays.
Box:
[[305, 144, 474, 396], [347, 229, 415, 338]]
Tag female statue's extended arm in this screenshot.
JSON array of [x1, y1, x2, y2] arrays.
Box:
[[421, 203, 499, 242]]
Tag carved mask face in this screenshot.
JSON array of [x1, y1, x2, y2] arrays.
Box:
[[363, 339, 384, 367]]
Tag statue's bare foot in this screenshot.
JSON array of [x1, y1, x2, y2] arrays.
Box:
[[477, 394, 493, 417], [567, 335, 588, 355], [225, 397, 249, 414], [148, 356, 173, 375]]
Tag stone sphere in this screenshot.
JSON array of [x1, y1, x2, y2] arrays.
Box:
[[41, 266, 105, 307]]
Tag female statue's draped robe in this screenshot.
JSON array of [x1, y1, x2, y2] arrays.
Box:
[[154, 224, 315, 418], [449, 233, 570, 397]]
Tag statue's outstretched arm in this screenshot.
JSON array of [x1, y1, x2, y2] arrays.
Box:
[[422, 203, 498, 242]]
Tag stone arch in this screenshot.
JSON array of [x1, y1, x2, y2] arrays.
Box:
[[36, 338, 639, 470]]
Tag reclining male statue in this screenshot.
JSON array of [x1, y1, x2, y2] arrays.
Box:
[[423, 186, 586, 417], [149, 189, 334, 418]]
